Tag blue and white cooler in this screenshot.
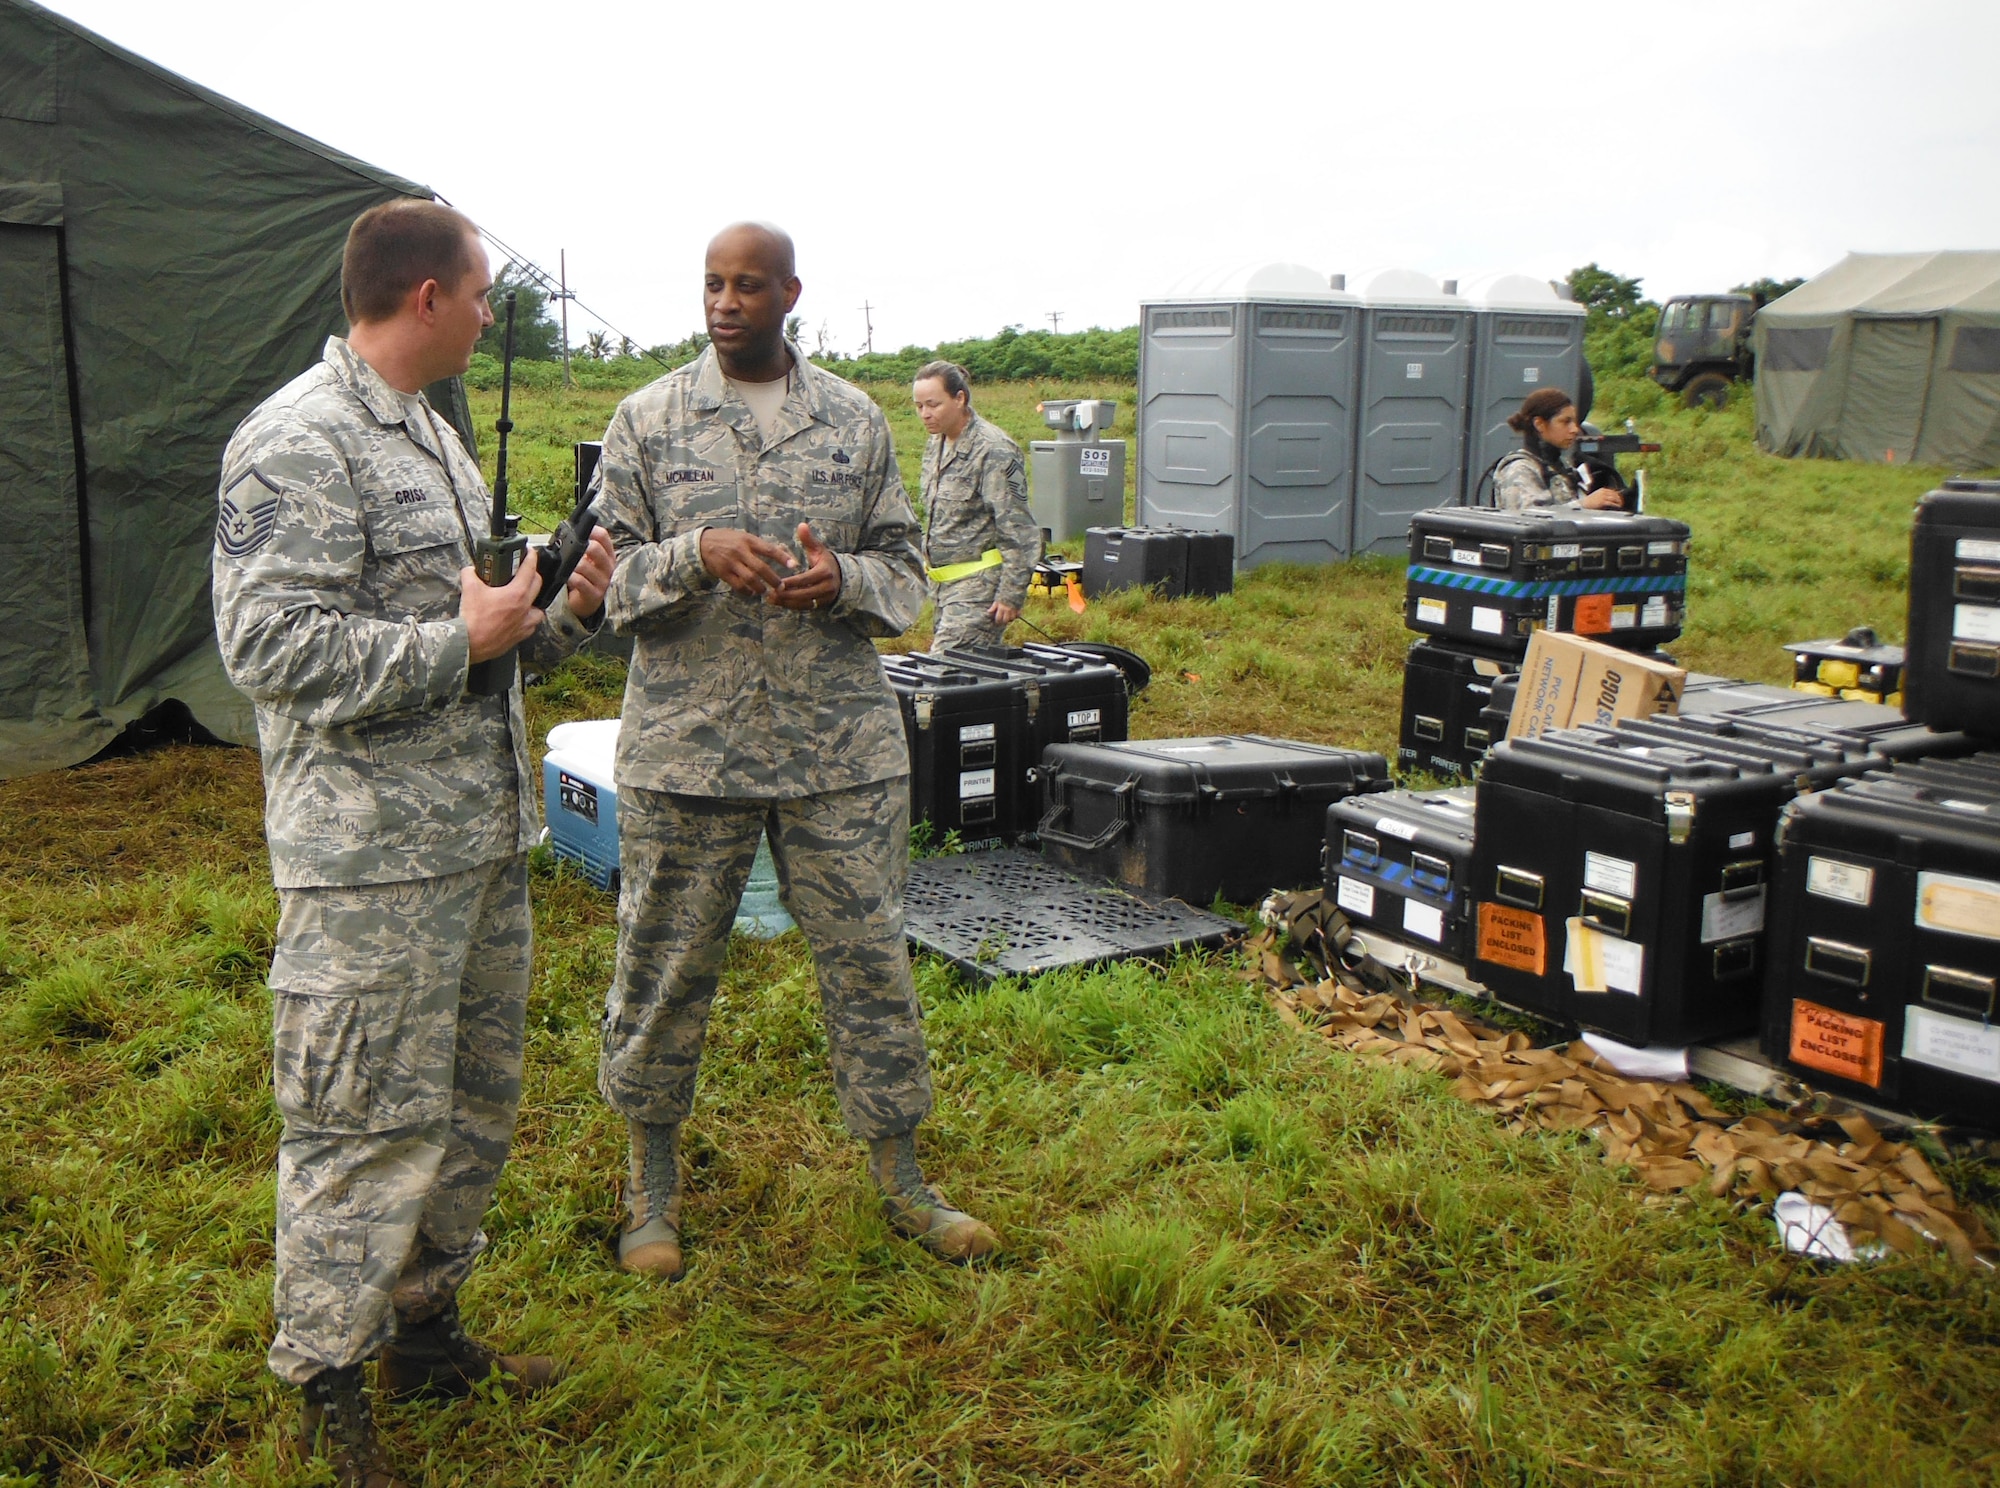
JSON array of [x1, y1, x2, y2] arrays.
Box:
[[540, 718, 796, 937]]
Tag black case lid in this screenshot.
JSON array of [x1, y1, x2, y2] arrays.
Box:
[[1044, 735, 1388, 804], [1918, 480, 2000, 527], [1406, 506, 1691, 545], [1480, 726, 1796, 816]]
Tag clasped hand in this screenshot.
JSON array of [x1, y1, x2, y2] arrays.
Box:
[[700, 523, 843, 610]]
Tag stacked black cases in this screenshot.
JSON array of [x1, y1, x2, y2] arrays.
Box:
[[1611, 714, 1889, 793], [1326, 788, 1478, 963], [1905, 480, 2000, 736], [1471, 728, 1799, 1042], [1399, 640, 1518, 779], [882, 655, 1026, 844], [1082, 527, 1188, 598], [1037, 736, 1393, 904], [1708, 694, 1969, 762], [1761, 760, 2000, 1127], [940, 644, 1130, 836], [1405, 508, 1690, 653]]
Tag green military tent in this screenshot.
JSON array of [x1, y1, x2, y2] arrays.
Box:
[[1754, 250, 2000, 469], [0, 0, 476, 777]]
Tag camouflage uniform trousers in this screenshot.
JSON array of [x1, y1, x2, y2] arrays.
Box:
[[598, 778, 933, 1138], [928, 567, 1008, 654], [265, 855, 532, 1385]]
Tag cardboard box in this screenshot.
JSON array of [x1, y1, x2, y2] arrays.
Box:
[[1508, 631, 1685, 740]]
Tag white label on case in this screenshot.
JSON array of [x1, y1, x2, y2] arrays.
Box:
[[1610, 603, 1638, 630], [1729, 831, 1756, 849], [958, 769, 995, 799], [1954, 603, 2000, 642], [959, 723, 996, 742], [1066, 709, 1100, 728], [1403, 899, 1445, 943], [1552, 543, 1581, 559], [1583, 852, 1637, 898], [1472, 606, 1504, 635], [1599, 935, 1646, 994], [1806, 857, 1874, 905], [1904, 1006, 2000, 1084], [1957, 538, 2000, 562], [1416, 597, 1447, 627], [1375, 816, 1420, 841], [1647, 540, 1682, 555], [1451, 548, 1482, 567], [1915, 871, 2000, 941], [1406, 362, 1423, 379], [1641, 596, 1669, 626], [1701, 887, 1766, 943], [1337, 876, 1375, 918]]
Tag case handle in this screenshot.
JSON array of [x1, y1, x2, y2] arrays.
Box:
[[1036, 770, 1139, 851]]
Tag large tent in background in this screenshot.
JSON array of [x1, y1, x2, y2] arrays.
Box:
[[0, 0, 477, 777], [1754, 250, 2000, 468]]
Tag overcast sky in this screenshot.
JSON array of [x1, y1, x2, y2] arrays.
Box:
[[36, 0, 2000, 356]]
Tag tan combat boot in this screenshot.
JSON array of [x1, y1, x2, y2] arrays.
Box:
[[298, 1364, 404, 1488], [618, 1117, 686, 1280], [377, 1299, 560, 1402], [868, 1129, 1000, 1263]]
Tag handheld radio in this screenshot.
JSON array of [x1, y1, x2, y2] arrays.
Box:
[[466, 292, 527, 697]]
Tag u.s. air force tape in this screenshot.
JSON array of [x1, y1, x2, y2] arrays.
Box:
[[216, 467, 283, 557]]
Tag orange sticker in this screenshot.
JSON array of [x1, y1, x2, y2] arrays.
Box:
[[1788, 999, 1885, 1088], [1477, 901, 1546, 974], [1572, 593, 1614, 634]]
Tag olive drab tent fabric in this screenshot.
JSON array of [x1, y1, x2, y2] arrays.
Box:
[[1754, 251, 2000, 469], [0, 0, 477, 777]]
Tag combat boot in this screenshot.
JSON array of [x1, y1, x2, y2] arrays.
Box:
[[298, 1364, 403, 1488], [868, 1129, 1000, 1263], [377, 1299, 560, 1402], [618, 1117, 685, 1280]]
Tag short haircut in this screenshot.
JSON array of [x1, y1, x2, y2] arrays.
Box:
[[1508, 386, 1574, 433], [341, 199, 479, 325], [915, 359, 972, 409]]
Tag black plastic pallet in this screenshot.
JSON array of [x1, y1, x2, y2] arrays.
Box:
[[904, 848, 1238, 981]]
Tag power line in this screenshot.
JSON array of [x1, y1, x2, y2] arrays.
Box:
[[469, 219, 681, 370]]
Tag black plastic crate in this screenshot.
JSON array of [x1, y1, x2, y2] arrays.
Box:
[[882, 654, 1026, 845], [1326, 788, 1478, 963], [1037, 735, 1392, 904], [1183, 531, 1236, 598], [1400, 639, 1518, 779], [1471, 726, 1799, 1042], [1905, 480, 2000, 737], [1760, 760, 2000, 1127], [1082, 527, 1188, 599], [903, 848, 1238, 982], [1405, 507, 1689, 654], [939, 644, 1130, 836]]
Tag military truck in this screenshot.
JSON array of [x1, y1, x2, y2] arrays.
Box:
[[1649, 293, 1756, 408]]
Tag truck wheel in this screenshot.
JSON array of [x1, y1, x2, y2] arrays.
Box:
[[1682, 373, 1731, 409]]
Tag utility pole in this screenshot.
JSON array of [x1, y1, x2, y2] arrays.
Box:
[[1048, 311, 1064, 333], [859, 301, 875, 355], [554, 249, 577, 389]]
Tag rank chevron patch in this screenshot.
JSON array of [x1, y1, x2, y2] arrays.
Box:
[[216, 468, 283, 558]]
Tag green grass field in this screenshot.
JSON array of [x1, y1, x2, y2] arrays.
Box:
[[3, 376, 1996, 1486]]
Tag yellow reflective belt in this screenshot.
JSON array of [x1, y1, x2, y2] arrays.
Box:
[[927, 548, 1004, 584]]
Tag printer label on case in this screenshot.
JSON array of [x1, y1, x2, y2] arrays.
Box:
[[958, 769, 996, 799]]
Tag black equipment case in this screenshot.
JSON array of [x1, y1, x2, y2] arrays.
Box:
[[882, 654, 1026, 844], [1706, 694, 1968, 762], [1037, 736, 1392, 904], [1760, 760, 2000, 1127], [1405, 507, 1690, 653], [1400, 640, 1518, 779], [1904, 480, 2000, 737], [1083, 527, 1186, 599], [940, 644, 1130, 836], [1326, 788, 1478, 964], [1471, 727, 1801, 1042], [1182, 531, 1235, 598]]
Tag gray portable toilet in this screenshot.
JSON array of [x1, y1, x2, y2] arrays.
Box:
[[1462, 273, 1588, 504], [1136, 262, 1362, 569], [1349, 269, 1474, 556]]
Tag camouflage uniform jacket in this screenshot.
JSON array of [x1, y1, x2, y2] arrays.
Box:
[[1492, 446, 1580, 511], [598, 343, 925, 798], [920, 413, 1039, 611], [213, 337, 595, 889]]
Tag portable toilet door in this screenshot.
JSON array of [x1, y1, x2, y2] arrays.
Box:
[[1138, 262, 1358, 569], [1349, 269, 1473, 555], [1462, 273, 1587, 504]]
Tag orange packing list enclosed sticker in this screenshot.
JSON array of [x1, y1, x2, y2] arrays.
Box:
[[1477, 901, 1546, 975], [1572, 593, 1614, 634], [1788, 999, 1885, 1088]]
